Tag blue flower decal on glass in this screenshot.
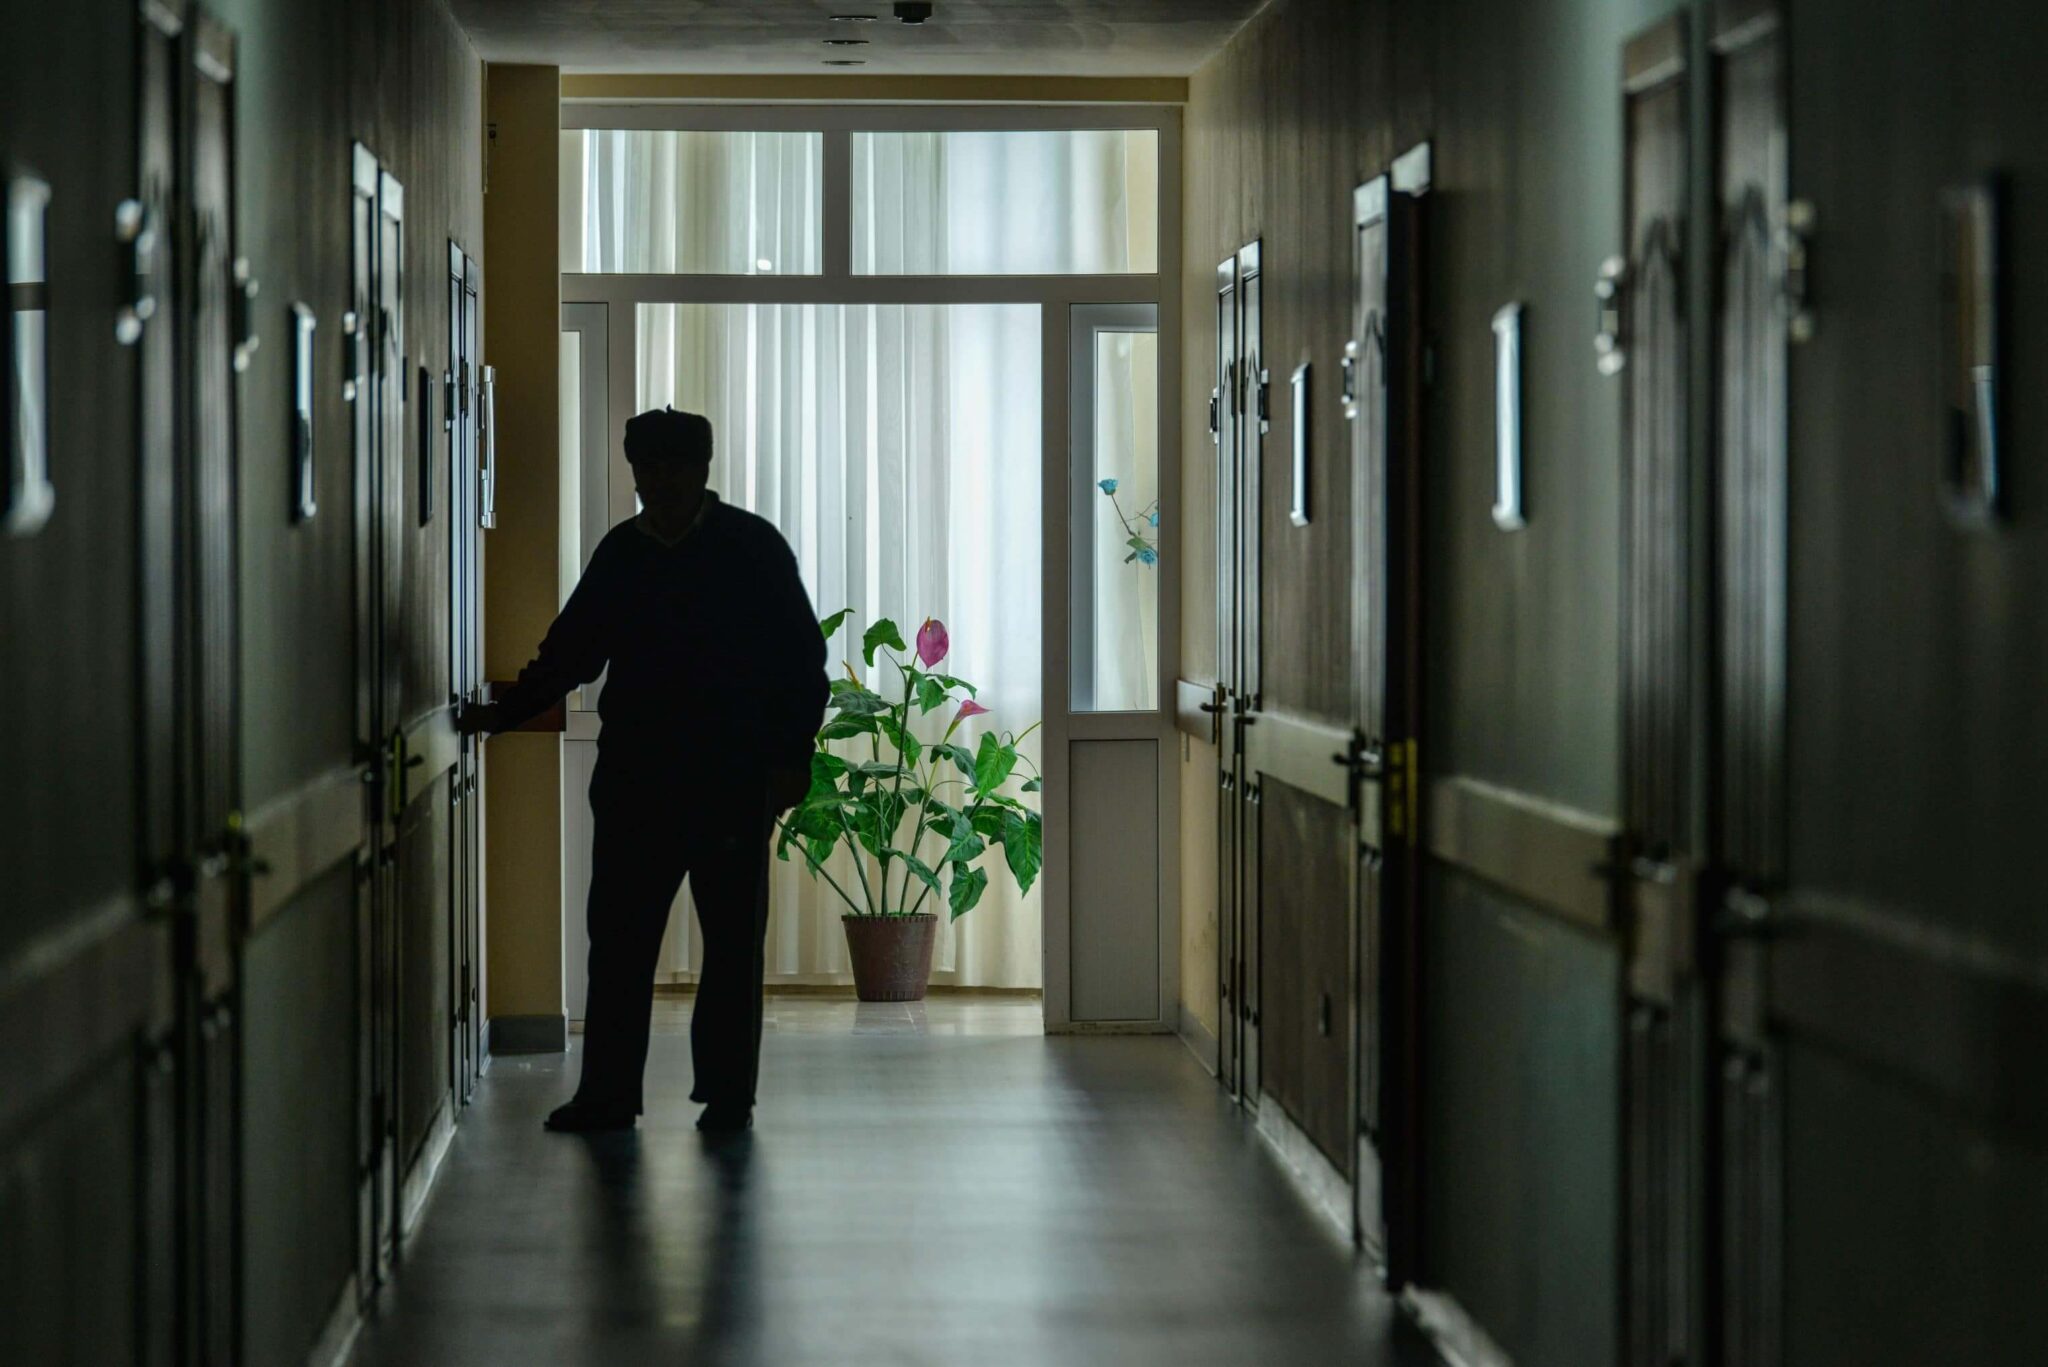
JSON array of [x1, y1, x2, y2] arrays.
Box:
[[1098, 479, 1159, 567]]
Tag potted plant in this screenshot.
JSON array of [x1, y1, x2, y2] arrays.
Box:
[[776, 611, 1043, 1002]]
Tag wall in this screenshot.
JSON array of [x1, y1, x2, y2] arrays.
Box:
[[0, 0, 484, 1363], [1178, 0, 1660, 1360], [481, 64, 565, 1031]]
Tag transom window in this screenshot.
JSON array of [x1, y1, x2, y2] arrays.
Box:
[[560, 112, 1159, 279]]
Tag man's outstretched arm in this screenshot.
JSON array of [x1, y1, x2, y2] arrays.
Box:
[[459, 552, 613, 736]]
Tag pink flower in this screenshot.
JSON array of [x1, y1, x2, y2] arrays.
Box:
[[916, 618, 950, 668], [955, 699, 989, 722]]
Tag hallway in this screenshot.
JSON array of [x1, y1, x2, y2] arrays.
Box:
[[351, 995, 1432, 1367], [9, 1, 2048, 1364]]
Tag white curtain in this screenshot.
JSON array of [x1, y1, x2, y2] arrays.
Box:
[[567, 128, 1152, 989], [636, 302, 1042, 989], [565, 129, 822, 275]]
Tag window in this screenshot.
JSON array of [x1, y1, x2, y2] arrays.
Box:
[[561, 129, 823, 275], [852, 129, 1158, 275]]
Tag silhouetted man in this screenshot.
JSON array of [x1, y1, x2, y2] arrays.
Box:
[[459, 408, 826, 1134]]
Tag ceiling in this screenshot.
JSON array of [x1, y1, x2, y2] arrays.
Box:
[[452, 0, 1267, 76]]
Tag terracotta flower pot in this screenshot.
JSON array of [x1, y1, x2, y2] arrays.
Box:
[[841, 914, 938, 1002]]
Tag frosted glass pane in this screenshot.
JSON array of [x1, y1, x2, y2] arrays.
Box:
[[558, 330, 582, 607], [852, 130, 1159, 275], [561, 129, 822, 274], [1073, 328, 1159, 712]]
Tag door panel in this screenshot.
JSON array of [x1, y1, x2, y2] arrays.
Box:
[[1710, 6, 1788, 1364], [1256, 776, 1352, 1169], [349, 141, 395, 1293], [1729, 0, 2048, 1360], [181, 17, 245, 1362], [397, 777, 451, 1165], [1211, 254, 1243, 1096], [1615, 17, 1700, 1367], [1233, 243, 1264, 1107], [1349, 165, 1429, 1279]]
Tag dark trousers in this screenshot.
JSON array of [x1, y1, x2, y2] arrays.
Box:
[[575, 765, 772, 1113]]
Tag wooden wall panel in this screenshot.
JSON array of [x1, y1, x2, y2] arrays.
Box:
[[1, 2, 482, 1364]]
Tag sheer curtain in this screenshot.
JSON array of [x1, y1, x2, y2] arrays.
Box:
[[637, 302, 1041, 989], [566, 127, 1151, 989]]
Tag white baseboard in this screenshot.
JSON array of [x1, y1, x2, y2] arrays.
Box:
[[307, 1273, 361, 1367], [1178, 1004, 1219, 1075], [399, 1098, 457, 1245], [1403, 1286, 1514, 1367], [1254, 1090, 1353, 1242]]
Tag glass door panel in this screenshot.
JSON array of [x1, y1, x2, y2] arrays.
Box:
[[1069, 304, 1160, 713]]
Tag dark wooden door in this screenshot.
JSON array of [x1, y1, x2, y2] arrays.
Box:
[[178, 16, 248, 1363], [0, 5, 181, 1362], [1210, 251, 1246, 1099], [1347, 161, 1430, 1281], [378, 164, 457, 1215], [348, 141, 395, 1294], [446, 245, 481, 1106], [1707, 6, 1789, 1364], [134, 9, 187, 1360], [1616, 15, 1702, 1367], [1716, 0, 2048, 1359]]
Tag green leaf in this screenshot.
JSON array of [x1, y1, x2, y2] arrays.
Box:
[[915, 676, 950, 714], [819, 714, 880, 741], [972, 732, 1019, 798], [968, 804, 1007, 840], [933, 674, 979, 698], [862, 618, 907, 667], [889, 849, 942, 897], [947, 864, 989, 921], [819, 607, 853, 641], [1127, 535, 1151, 550], [1020, 775, 1042, 793], [853, 790, 908, 859], [829, 679, 891, 716], [999, 808, 1043, 896], [808, 751, 850, 799], [877, 715, 923, 765], [932, 742, 976, 779], [937, 808, 985, 865], [850, 760, 909, 779]]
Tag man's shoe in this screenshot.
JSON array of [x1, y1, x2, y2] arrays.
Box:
[[543, 1100, 637, 1133], [696, 1104, 753, 1134]]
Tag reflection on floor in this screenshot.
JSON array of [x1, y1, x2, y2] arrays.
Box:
[[351, 992, 1434, 1367]]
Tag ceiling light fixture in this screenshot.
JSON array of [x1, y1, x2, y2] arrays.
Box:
[[829, 13, 877, 20], [823, 37, 869, 45], [893, 1, 933, 23], [822, 58, 867, 65]]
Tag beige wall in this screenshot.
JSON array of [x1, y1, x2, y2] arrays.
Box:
[[482, 64, 565, 1023]]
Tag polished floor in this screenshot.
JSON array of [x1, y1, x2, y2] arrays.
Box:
[[351, 992, 1436, 1367]]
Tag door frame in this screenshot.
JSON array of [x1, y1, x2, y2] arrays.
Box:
[[558, 101, 1184, 1029]]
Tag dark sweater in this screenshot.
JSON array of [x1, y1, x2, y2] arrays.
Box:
[[491, 496, 828, 779]]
